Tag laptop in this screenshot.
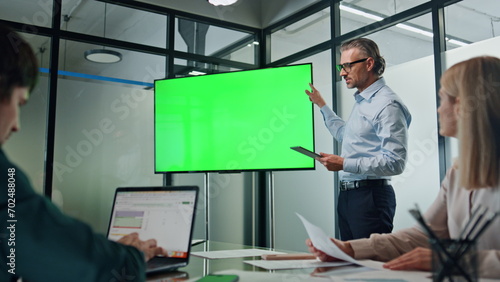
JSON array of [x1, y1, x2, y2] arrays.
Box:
[[106, 186, 199, 274]]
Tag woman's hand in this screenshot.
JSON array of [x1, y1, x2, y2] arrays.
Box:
[[306, 238, 354, 262], [383, 247, 432, 271]]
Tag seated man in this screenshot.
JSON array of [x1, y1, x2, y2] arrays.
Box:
[[0, 24, 165, 281]]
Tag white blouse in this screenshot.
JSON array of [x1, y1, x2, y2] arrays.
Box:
[[350, 166, 500, 278]]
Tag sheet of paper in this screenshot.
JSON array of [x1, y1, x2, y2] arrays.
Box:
[[297, 213, 385, 270], [244, 259, 352, 270], [191, 248, 284, 259]]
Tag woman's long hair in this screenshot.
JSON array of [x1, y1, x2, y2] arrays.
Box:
[[441, 56, 500, 189]]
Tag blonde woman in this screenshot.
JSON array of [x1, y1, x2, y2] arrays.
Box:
[[307, 56, 500, 278]]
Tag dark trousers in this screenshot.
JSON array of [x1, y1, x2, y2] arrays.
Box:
[[337, 184, 396, 240]]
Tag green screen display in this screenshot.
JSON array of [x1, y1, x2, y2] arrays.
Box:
[[154, 63, 315, 173]]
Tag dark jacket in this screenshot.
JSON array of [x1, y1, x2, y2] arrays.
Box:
[[0, 149, 145, 282]]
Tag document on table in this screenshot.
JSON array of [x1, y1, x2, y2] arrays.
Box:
[[191, 249, 285, 259], [244, 259, 352, 270], [297, 213, 385, 270]]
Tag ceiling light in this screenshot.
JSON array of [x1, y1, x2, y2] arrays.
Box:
[[340, 5, 383, 21], [84, 49, 122, 64], [207, 0, 238, 6], [188, 70, 206, 76], [83, 3, 123, 64], [247, 41, 260, 47], [446, 38, 468, 47], [396, 23, 434, 38], [339, 3, 469, 47]]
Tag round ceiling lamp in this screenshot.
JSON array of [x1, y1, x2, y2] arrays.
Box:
[[207, 0, 238, 6], [83, 3, 122, 64], [84, 49, 122, 64]]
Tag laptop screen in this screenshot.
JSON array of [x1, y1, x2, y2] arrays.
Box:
[[107, 187, 197, 259]]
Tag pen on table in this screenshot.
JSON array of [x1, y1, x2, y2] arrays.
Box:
[[261, 253, 317, 260], [191, 239, 206, 247]]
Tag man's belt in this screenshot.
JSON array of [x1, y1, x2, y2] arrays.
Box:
[[339, 179, 390, 191]]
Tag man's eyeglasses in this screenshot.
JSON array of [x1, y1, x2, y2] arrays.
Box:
[[336, 58, 368, 72]]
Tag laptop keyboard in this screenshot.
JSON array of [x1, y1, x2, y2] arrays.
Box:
[[147, 257, 186, 271]]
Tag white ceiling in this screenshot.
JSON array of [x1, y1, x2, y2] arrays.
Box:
[[3, 0, 499, 40], [136, 0, 321, 28]]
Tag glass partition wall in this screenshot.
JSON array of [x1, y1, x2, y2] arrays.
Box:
[[1, 0, 499, 251]]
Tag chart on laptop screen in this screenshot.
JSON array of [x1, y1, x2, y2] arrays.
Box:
[[108, 190, 196, 258]]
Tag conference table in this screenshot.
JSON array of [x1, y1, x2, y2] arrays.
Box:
[[145, 240, 437, 282]]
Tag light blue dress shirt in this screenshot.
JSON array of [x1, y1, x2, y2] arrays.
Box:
[[320, 78, 412, 181]]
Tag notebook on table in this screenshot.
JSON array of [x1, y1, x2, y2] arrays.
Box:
[[106, 186, 199, 274]]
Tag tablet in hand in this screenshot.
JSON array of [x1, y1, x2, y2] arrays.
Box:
[[290, 146, 321, 159]]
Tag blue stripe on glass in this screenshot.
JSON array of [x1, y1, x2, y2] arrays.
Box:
[[39, 68, 154, 88]]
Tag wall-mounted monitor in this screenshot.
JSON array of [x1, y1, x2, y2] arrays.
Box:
[[154, 63, 315, 173]]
